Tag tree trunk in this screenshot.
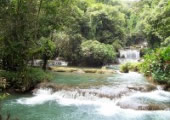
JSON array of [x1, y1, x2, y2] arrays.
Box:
[[34, 0, 43, 41], [42, 55, 48, 71], [31, 57, 34, 66]]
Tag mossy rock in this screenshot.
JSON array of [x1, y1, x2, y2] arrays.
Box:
[[83, 69, 97, 73], [50, 66, 115, 74]]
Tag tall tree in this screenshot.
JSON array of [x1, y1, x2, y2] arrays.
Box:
[[0, 0, 37, 71]]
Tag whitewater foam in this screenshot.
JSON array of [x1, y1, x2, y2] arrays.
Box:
[[16, 87, 170, 117]]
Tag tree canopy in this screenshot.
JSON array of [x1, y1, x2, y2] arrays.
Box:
[[0, 0, 169, 68]]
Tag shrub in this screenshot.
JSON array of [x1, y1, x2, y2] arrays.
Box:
[[161, 37, 170, 47], [120, 63, 130, 73], [160, 46, 170, 61], [120, 62, 140, 73], [0, 68, 53, 92], [112, 40, 123, 52], [140, 48, 152, 57], [140, 46, 170, 85], [129, 62, 141, 71]]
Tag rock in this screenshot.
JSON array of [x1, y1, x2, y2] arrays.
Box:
[[49, 66, 77, 72], [84, 69, 97, 73], [36, 82, 59, 91], [168, 88, 170, 91], [144, 84, 157, 91], [74, 69, 85, 74], [145, 104, 165, 110], [117, 101, 167, 111], [97, 69, 115, 74], [127, 84, 156, 92], [35, 82, 73, 92], [163, 85, 170, 91], [101, 66, 107, 70], [50, 66, 115, 74], [127, 86, 141, 91], [21, 87, 26, 92], [120, 55, 125, 58]]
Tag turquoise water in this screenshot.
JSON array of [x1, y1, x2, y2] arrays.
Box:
[[51, 72, 109, 86], [1, 72, 170, 120]]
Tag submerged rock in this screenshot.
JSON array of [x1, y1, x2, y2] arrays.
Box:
[[74, 69, 85, 74], [117, 88, 170, 111], [117, 101, 168, 111], [127, 84, 157, 92], [35, 82, 74, 93], [163, 85, 170, 91]]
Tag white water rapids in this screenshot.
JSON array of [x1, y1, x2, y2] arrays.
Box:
[[16, 83, 170, 117], [5, 61, 169, 120]]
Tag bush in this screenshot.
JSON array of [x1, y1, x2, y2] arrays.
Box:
[[160, 46, 170, 61], [161, 37, 170, 47], [112, 40, 123, 52], [140, 46, 170, 85], [81, 40, 116, 66], [140, 48, 151, 57], [0, 68, 53, 92], [120, 63, 130, 73], [120, 62, 140, 73]]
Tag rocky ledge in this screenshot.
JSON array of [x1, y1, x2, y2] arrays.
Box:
[[49, 66, 115, 74]]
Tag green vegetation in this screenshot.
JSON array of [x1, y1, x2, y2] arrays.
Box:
[[0, 68, 53, 92], [121, 46, 170, 86], [81, 40, 116, 66], [120, 62, 141, 73], [125, 0, 170, 86], [0, 0, 72, 92], [120, 46, 170, 86], [52, 0, 127, 65], [0, 1, 170, 120], [140, 46, 170, 85], [126, 0, 170, 48], [0, 0, 170, 91], [39, 37, 56, 70]]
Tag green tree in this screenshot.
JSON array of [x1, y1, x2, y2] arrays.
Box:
[[39, 37, 56, 71], [86, 3, 126, 44], [146, 0, 170, 48], [127, 0, 170, 48], [81, 40, 116, 66], [0, 0, 37, 71]]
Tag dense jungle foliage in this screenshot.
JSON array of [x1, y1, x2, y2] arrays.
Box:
[[0, 0, 169, 91]]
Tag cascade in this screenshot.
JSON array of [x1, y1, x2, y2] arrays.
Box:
[[118, 49, 140, 63]]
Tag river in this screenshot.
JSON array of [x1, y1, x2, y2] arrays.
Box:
[[1, 71, 170, 120], [1, 49, 170, 120]]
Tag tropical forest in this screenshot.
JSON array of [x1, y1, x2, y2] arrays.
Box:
[[0, 0, 170, 120]]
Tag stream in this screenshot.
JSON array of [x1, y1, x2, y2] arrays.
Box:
[[1, 72, 170, 120], [1, 49, 170, 120]]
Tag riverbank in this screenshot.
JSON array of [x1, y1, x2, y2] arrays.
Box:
[[49, 66, 115, 74], [0, 68, 54, 93]]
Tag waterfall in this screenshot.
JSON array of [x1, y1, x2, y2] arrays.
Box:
[[118, 49, 140, 64]]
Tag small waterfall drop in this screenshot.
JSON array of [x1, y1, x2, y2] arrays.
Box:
[[118, 49, 140, 64], [4, 71, 170, 120]]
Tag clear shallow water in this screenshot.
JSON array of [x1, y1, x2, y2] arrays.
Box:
[[51, 72, 109, 86], [1, 72, 170, 120]]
